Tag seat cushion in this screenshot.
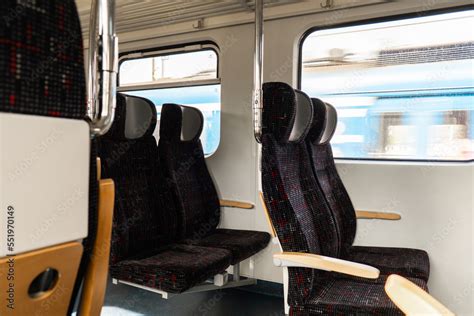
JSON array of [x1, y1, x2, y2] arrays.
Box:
[[291, 276, 428, 315], [109, 244, 232, 293], [185, 229, 271, 264], [346, 246, 430, 281]]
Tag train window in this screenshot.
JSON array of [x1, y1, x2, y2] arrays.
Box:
[[119, 46, 220, 156], [301, 10, 474, 161]]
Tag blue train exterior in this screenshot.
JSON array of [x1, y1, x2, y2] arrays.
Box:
[[128, 84, 221, 156], [301, 58, 474, 160], [128, 56, 473, 160]]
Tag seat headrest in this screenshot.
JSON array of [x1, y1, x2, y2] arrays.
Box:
[[160, 104, 204, 142], [105, 93, 157, 140], [307, 98, 338, 145], [262, 82, 313, 143]]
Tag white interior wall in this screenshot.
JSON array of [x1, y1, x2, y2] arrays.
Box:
[[117, 1, 473, 314]]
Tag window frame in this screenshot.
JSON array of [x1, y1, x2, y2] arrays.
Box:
[[118, 42, 222, 157], [118, 41, 220, 91], [297, 5, 474, 163]]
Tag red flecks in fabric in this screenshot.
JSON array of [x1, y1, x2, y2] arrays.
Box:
[[271, 169, 278, 178], [270, 199, 278, 209], [64, 76, 72, 90], [58, 5, 65, 30], [303, 287, 309, 296], [10, 48, 16, 75], [9, 94, 15, 106], [27, 24, 33, 41], [277, 218, 288, 228], [0, 38, 40, 52], [296, 273, 304, 285]]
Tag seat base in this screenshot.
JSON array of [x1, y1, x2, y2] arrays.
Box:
[[346, 246, 430, 281], [109, 244, 232, 293], [290, 276, 428, 315], [185, 228, 271, 264]]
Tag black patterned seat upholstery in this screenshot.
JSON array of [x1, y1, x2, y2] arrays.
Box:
[[0, 0, 86, 118], [159, 103, 271, 265], [306, 98, 430, 281], [0, 1, 97, 312], [109, 244, 231, 293], [261, 82, 427, 315], [291, 275, 428, 315], [99, 94, 232, 293]]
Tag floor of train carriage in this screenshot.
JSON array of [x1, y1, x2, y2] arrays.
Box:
[[100, 279, 284, 316]]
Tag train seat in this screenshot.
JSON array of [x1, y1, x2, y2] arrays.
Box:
[[260, 82, 428, 315], [0, 0, 102, 314], [99, 94, 232, 293], [307, 98, 430, 281], [158, 103, 271, 265]]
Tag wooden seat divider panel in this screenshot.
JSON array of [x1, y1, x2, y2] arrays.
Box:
[[79, 178, 115, 316], [0, 242, 83, 316]]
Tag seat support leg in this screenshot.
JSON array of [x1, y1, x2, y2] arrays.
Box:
[[283, 267, 289, 315], [233, 264, 240, 281]]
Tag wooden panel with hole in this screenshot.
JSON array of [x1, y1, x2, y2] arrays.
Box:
[[0, 242, 83, 316]]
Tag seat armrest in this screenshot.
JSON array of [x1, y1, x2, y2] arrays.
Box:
[[97, 157, 101, 180], [273, 252, 380, 279], [219, 199, 254, 209], [385, 275, 454, 316], [356, 210, 401, 220]]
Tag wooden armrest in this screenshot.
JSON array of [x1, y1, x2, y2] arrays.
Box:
[[385, 275, 454, 316], [273, 252, 379, 279], [258, 191, 277, 238], [356, 210, 401, 220], [219, 199, 254, 209], [96, 157, 101, 180], [79, 178, 115, 316]]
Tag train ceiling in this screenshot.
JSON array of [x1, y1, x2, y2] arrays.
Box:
[[76, 0, 308, 34], [76, 0, 395, 38]]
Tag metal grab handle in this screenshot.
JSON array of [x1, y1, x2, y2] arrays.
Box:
[[253, 0, 264, 143], [87, 0, 118, 136]]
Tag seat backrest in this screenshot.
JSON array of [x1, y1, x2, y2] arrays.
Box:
[[261, 82, 340, 305], [99, 94, 179, 264], [159, 103, 220, 240], [0, 1, 93, 314], [0, 0, 86, 118], [306, 99, 357, 256]]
